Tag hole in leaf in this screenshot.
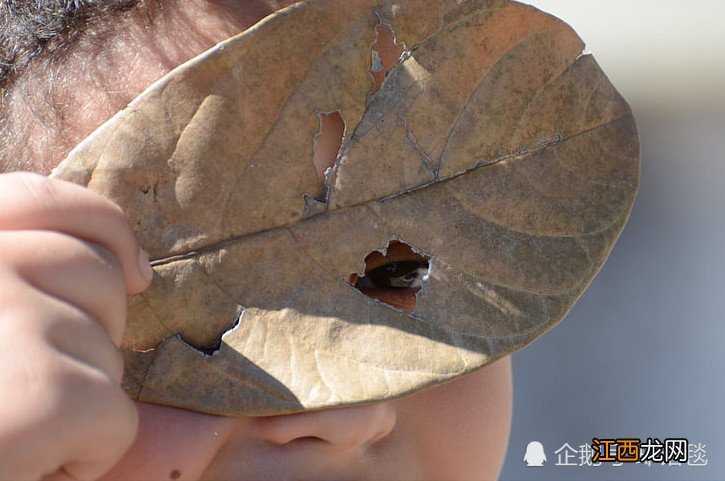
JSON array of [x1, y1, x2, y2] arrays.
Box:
[[370, 21, 407, 94], [349, 240, 430, 314], [181, 308, 242, 357], [312, 111, 345, 200]]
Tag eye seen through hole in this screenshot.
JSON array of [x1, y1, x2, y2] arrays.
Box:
[[350, 241, 430, 313], [358, 260, 428, 289]]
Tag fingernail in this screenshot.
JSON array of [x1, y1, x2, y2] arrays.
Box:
[[138, 249, 153, 283]]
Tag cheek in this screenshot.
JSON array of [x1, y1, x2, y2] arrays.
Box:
[[393, 356, 513, 481], [98, 403, 237, 481]]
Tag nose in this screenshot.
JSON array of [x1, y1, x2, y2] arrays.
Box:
[[254, 403, 397, 452]]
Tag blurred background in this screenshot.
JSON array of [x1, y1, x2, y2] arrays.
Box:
[[500, 1, 725, 480]]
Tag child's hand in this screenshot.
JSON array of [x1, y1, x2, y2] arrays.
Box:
[[0, 173, 153, 481]]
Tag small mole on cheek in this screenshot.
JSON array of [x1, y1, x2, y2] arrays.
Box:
[[170, 469, 181, 479]]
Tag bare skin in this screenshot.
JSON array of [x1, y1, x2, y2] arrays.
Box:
[[0, 1, 513, 480]]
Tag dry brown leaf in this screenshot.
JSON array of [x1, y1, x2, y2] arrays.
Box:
[[51, 0, 639, 416]]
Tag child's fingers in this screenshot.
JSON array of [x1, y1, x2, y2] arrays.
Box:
[[15, 350, 137, 481], [0, 283, 137, 481], [0, 172, 152, 294], [0, 173, 143, 480], [0, 231, 129, 346], [0, 281, 125, 391]]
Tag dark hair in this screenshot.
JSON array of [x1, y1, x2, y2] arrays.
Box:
[[0, 1, 148, 89], [0, 0, 289, 172], [0, 0, 165, 172]]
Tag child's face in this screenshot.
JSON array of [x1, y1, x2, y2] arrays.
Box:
[[99, 357, 511, 480], [25, 1, 513, 479]]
